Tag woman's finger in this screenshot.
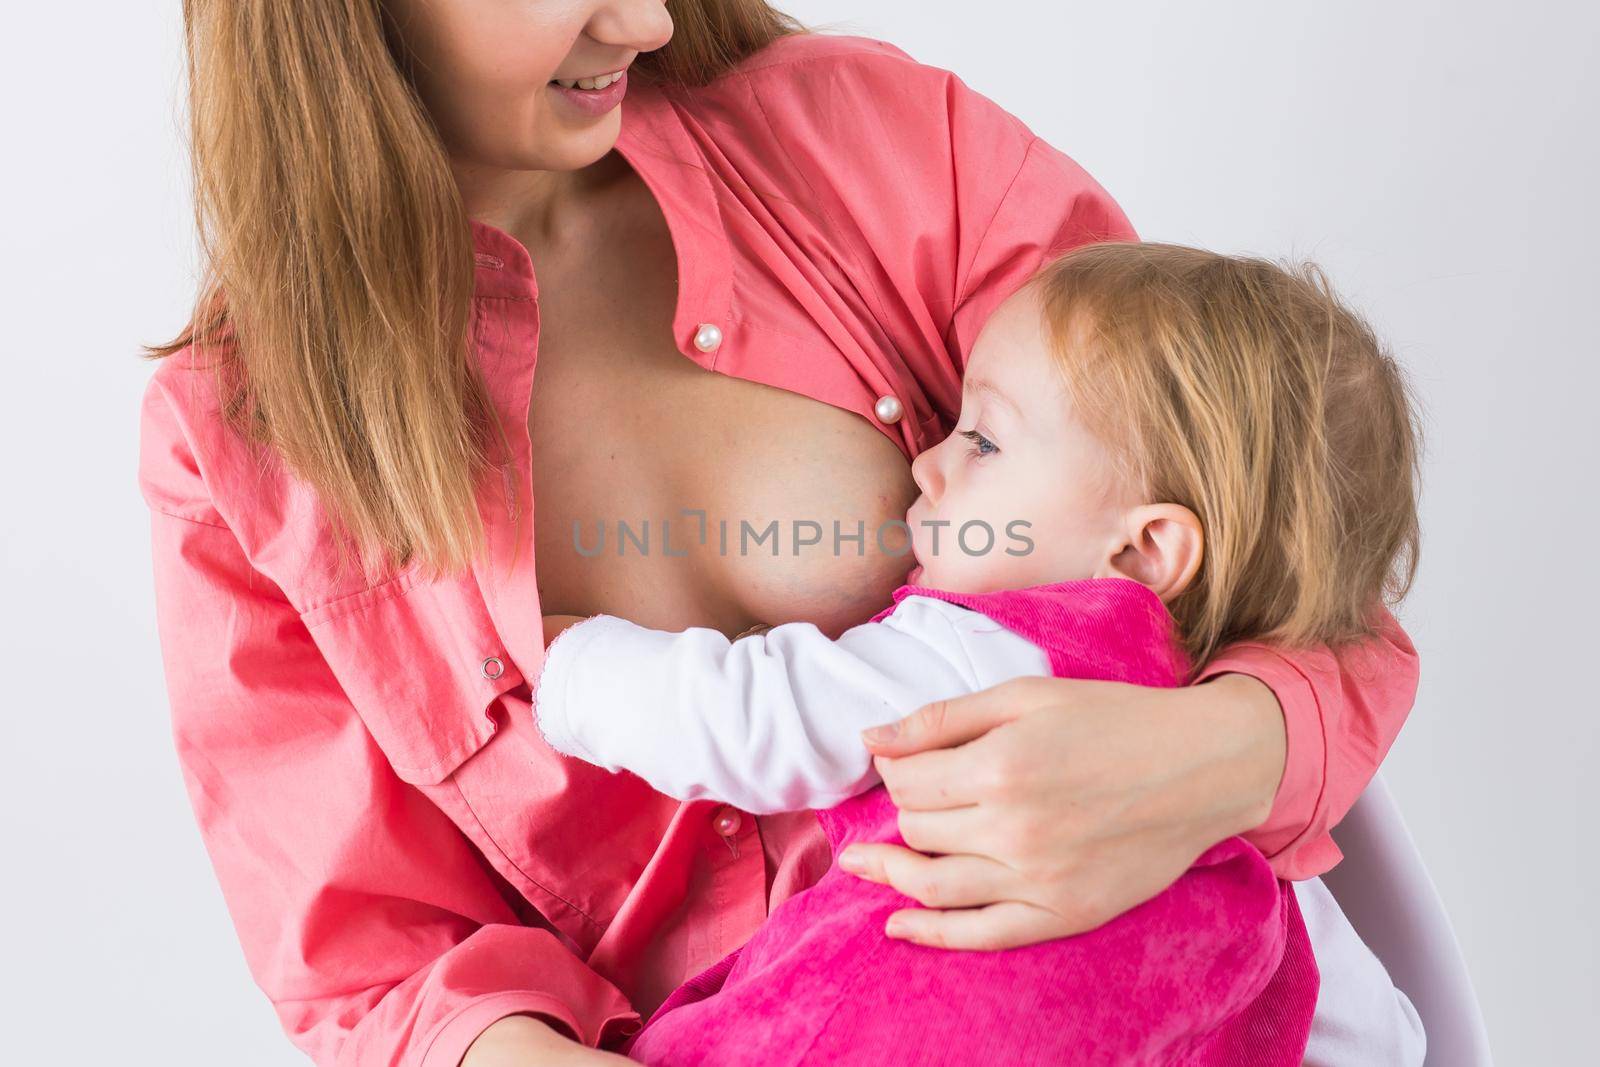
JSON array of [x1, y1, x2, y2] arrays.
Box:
[[837, 843, 1018, 908], [894, 802, 1000, 857], [884, 899, 1064, 952], [861, 676, 1052, 757], [873, 744, 989, 810]]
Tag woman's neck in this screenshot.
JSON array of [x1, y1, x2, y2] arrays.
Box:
[[452, 151, 631, 248]]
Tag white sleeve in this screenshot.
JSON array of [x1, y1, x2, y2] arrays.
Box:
[[533, 596, 1049, 814]]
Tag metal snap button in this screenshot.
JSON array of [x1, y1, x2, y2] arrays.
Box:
[[481, 656, 505, 681], [693, 323, 723, 353]]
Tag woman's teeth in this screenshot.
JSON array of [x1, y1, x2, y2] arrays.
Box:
[[550, 71, 624, 91]]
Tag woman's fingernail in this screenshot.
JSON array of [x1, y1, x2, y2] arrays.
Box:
[[885, 915, 909, 938], [838, 847, 865, 873], [862, 721, 899, 743]]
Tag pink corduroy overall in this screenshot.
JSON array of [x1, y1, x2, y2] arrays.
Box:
[[624, 578, 1319, 1066]]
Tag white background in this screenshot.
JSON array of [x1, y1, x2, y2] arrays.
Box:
[[3, 2, 1594, 1063]]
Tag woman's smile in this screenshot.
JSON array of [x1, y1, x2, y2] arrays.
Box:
[[546, 68, 630, 117]]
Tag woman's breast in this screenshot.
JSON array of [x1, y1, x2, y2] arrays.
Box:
[[530, 347, 918, 640]]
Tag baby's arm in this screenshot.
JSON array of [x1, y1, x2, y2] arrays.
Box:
[[533, 599, 1046, 814]]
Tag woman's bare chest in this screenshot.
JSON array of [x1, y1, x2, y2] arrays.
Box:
[[524, 178, 916, 638]]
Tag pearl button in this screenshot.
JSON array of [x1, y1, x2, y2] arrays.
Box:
[[873, 394, 904, 424], [713, 806, 743, 838], [693, 323, 723, 353]]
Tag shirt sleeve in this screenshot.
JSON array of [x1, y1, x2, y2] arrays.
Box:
[[909, 62, 1419, 883], [140, 381, 638, 1066], [742, 42, 1138, 415], [1195, 606, 1421, 881], [947, 124, 1140, 372], [534, 598, 1046, 814]]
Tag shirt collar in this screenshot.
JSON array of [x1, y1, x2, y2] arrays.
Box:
[[467, 78, 733, 358]]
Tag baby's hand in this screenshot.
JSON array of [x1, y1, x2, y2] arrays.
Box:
[[541, 614, 589, 648]]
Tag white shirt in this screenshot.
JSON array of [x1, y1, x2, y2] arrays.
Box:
[[535, 595, 1045, 813], [533, 595, 1425, 1065]]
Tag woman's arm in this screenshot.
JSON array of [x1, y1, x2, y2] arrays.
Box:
[[1195, 605, 1420, 878], [464, 1016, 631, 1066], [844, 621, 1418, 950], [822, 69, 1418, 943], [140, 383, 637, 1065]]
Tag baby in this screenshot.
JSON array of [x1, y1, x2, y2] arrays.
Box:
[[535, 241, 1421, 1065]]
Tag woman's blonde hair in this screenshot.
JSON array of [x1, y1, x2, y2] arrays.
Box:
[[143, 0, 806, 584], [1032, 241, 1422, 669]]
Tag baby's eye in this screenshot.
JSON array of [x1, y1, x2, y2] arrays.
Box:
[[959, 429, 999, 457]]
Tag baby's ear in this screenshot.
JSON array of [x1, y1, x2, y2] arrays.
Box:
[[1104, 504, 1204, 602]]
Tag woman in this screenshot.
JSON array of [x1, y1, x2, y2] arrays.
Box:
[[139, 2, 1418, 1064]]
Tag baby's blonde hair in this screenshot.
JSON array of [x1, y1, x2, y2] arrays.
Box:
[[1031, 241, 1421, 669]]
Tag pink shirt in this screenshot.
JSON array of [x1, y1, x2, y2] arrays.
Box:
[[138, 32, 1419, 1067]]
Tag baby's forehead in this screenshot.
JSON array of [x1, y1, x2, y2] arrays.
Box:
[[962, 373, 1018, 412], [965, 311, 1067, 402]]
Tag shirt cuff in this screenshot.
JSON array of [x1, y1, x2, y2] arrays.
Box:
[[1195, 643, 1334, 877], [532, 614, 621, 762], [420, 989, 641, 1066]]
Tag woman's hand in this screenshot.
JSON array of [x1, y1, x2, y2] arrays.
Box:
[[839, 673, 1287, 950], [461, 1014, 634, 1066]]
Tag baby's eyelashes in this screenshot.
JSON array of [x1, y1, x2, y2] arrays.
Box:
[[959, 429, 999, 457]]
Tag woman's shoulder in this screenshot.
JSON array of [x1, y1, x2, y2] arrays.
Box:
[[137, 345, 232, 527], [649, 29, 1036, 183], [727, 29, 922, 75], [661, 30, 1055, 264], [139, 348, 313, 556], [681, 30, 1038, 159], [663, 31, 1130, 348]]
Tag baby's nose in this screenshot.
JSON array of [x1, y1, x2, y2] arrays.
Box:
[[910, 445, 941, 500]]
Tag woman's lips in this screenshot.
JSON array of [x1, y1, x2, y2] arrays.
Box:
[[547, 70, 628, 118]]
